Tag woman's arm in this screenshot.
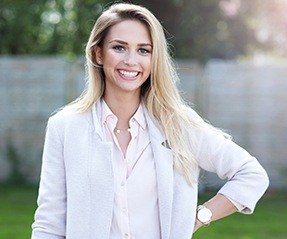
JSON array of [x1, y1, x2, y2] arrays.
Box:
[[191, 122, 269, 232], [31, 116, 66, 239], [194, 124, 269, 212]]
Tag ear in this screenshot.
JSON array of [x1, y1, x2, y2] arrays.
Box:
[[94, 46, 103, 65]]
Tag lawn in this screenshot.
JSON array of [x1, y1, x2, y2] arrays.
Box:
[[0, 185, 286, 239], [194, 191, 287, 239], [0, 185, 38, 239]]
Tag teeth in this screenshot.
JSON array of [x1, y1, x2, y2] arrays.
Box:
[[119, 70, 138, 78]]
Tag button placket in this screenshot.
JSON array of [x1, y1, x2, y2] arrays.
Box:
[[120, 179, 130, 238], [126, 122, 140, 176]]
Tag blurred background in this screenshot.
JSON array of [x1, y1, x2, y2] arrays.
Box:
[[0, 0, 286, 238]]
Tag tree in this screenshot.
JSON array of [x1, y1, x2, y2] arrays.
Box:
[[0, 0, 106, 55], [0, 0, 47, 54], [0, 0, 283, 61], [131, 0, 266, 62]]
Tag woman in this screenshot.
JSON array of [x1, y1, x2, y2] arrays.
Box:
[[32, 3, 269, 239]]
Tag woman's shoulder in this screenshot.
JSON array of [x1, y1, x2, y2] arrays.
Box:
[[48, 106, 93, 128], [186, 106, 231, 140]]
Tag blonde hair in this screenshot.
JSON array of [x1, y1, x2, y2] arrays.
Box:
[[67, 3, 217, 185]]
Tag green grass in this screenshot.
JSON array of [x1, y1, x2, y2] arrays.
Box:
[[194, 192, 287, 239], [0, 185, 286, 239], [0, 185, 38, 239]]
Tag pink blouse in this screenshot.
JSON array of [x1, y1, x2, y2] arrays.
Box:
[[96, 100, 161, 239]]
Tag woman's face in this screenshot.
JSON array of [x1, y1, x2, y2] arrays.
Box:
[[95, 19, 152, 98]]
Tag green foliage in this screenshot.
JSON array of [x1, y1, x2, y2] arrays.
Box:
[[133, 0, 263, 62], [0, 0, 271, 61], [0, 0, 105, 55], [0, 1, 46, 54]]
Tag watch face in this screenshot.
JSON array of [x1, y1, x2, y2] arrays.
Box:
[[198, 207, 212, 223]]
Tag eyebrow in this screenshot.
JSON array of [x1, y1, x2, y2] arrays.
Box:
[[108, 39, 152, 47]]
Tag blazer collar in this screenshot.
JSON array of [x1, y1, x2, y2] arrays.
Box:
[[90, 100, 105, 140]]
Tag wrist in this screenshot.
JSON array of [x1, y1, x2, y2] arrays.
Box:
[[195, 218, 204, 227], [193, 219, 203, 232], [196, 205, 212, 226]]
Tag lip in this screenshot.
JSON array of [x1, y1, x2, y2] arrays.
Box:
[[117, 69, 140, 81]]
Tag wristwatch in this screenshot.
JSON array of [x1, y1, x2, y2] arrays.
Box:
[[197, 205, 212, 226]]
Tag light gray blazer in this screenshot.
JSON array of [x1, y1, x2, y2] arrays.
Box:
[[32, 103, 269, 239]]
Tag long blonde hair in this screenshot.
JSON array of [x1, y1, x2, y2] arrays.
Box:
[[67, 3, 215, 185]]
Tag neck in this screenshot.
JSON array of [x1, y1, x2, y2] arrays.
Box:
[[103, 92, 141, 124]]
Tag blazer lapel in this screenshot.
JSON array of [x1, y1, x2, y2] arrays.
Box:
[[88, 102, 114, 238], [88, 138, 114, 239], [145, 109, 174, 239]]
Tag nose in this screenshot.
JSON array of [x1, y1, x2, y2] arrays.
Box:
[[123, 51, 137, 66]]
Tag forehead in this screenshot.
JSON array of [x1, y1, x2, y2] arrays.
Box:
[[105, 19, 151, 44]]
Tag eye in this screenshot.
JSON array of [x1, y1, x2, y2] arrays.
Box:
[[112, 45, 125, 52], [138, 48, 150, 55]]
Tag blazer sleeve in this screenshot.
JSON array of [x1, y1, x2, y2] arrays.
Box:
[[31, 116, 66, 239], [194, 124, 269, 214]]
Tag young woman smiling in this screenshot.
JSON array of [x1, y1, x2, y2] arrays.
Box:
[[32, 3, 269, 239]]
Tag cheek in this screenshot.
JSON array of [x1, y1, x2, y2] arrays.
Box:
[[143, 58, 152, 71], [146, 64, 152, 76], [102, 51, 121, 65]]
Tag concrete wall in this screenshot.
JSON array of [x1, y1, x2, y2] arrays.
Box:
[[202, 60, 287, 189], [0, 56, 286, 189], [0, 56, 85, 182]]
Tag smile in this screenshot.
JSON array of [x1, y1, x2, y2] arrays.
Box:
[[118, 70, 139, 78]]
